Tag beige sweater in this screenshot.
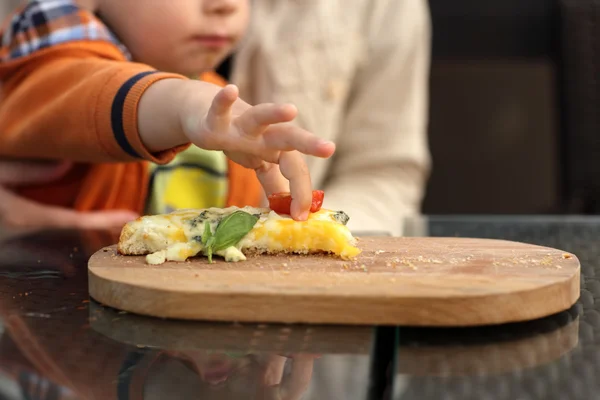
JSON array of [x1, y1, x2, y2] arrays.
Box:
[[0, 0, 20, 21], [232, 0, 432, 236]]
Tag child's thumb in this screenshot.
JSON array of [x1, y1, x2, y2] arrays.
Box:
[[0, 161, 72, 185], [41, 210, 139, 230], [73, 211, 139, 230]]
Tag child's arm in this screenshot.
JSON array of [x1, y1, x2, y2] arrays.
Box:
[[0, 44, 334, 219], [0, 44, 189, 165]]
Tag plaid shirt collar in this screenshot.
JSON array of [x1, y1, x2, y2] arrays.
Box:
[[0, 0, 131, 63]]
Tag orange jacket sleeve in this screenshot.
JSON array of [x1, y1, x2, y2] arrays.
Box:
[[0, 41, 190, 164]]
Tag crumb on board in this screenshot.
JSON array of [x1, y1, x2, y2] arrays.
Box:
[[540, 256, 553, 266], [563, 253, 572, 259], [282, 263, 288, 268], [374, 250, 385, 255], [343, 264, 349, 270]]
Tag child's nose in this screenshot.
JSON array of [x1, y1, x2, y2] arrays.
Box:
[[203, 0, 238, 16]]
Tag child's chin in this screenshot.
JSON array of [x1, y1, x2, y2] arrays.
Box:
[[177, 55, 228, 76]]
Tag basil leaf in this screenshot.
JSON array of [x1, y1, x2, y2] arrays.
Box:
[[201, 221, 212, 245], [206, 236, 216, 263], [212, 211, 259, 252]]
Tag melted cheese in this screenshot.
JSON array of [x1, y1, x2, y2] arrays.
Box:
[[217, 246, 246, 262], [121, 206, 360, 264], [238, 209, 360, 259]]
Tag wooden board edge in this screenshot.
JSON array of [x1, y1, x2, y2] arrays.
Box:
[[88, 265, 581, 327]]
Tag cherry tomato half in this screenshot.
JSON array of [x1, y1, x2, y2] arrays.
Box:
[[267, 190, 325, 215]]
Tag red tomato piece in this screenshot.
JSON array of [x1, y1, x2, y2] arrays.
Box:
[[310, 190, 325, 212], [267, 190, 325, 215], [267, 192, 293, 215]]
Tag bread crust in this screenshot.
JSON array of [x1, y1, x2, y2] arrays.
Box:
[[117, 221, 148, 255]]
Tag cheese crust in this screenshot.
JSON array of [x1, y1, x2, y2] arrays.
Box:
[[117, 206, 361, 264]]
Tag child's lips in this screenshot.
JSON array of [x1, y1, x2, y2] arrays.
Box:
[[191, 35, 233, 49]]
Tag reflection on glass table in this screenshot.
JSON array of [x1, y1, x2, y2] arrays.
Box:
[[91, 301, 374, 400], [0, 229, 380, 400], [394, 215, 600, 400]]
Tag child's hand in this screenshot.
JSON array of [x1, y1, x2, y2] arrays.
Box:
[[183, 85, 335, 220], [0, 161, 138, 232]]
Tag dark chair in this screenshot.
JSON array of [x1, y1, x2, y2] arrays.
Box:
[[423, 0, 566, 214], [558, 0, 600, 213]]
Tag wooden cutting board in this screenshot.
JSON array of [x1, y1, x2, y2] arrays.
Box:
[[87, 237, 580, 326]]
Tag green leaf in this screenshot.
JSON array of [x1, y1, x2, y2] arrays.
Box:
[[212, 211, 259, 252], [206, 236, 215, 263], [201, 221, 212, 245]]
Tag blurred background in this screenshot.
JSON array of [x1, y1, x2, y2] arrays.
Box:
[[1, 0, 596, 216], [423, 0, 595, 216]]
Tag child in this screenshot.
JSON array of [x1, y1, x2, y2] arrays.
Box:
[[0, 0, 335, 221]]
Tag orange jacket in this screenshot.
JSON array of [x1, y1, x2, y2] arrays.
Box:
[[0, 4, 261, 214]]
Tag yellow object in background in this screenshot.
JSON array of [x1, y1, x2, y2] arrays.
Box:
[[146, 146, 228, 214]]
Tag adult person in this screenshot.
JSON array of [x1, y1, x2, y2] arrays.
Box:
[[231, 0, 431, 235]]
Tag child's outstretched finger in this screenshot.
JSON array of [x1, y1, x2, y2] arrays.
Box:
[[205, 84, 238, 133], [278, 151, 312, 221], [234, 103, 297, 138], [263, 125, 336, 158]]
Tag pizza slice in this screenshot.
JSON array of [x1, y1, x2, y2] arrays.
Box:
[[117, 192, 361, 264]]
